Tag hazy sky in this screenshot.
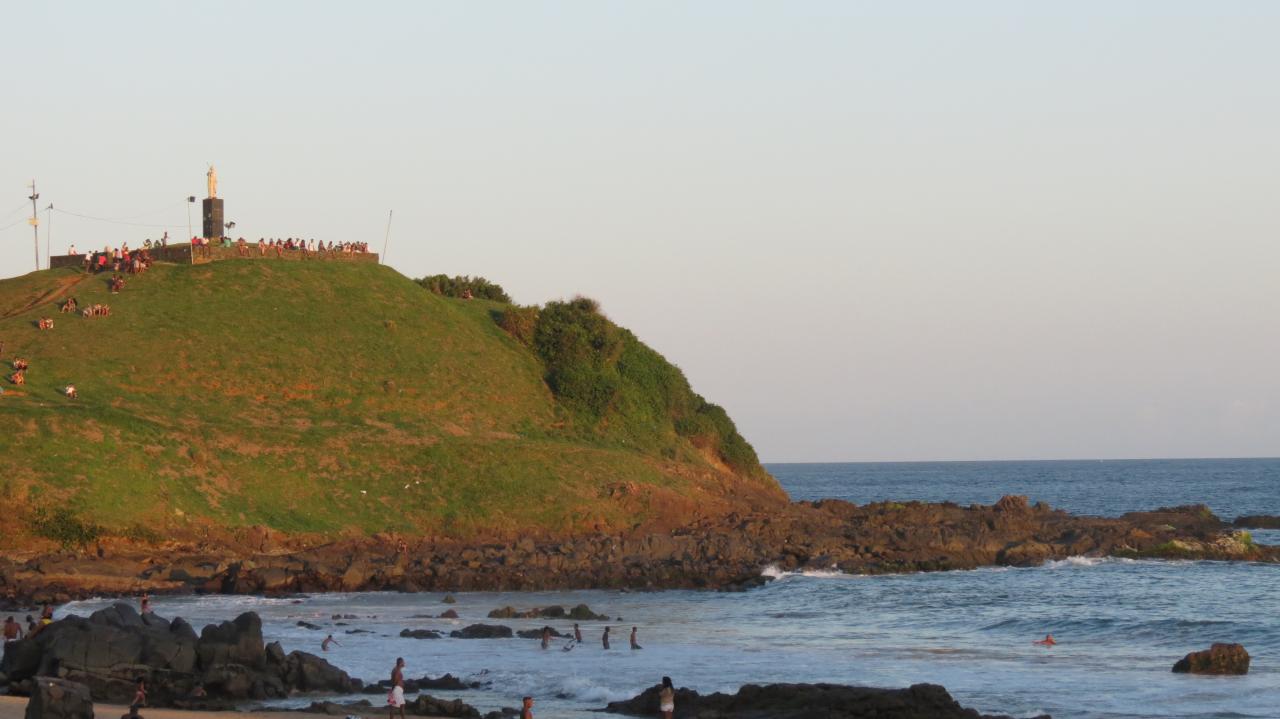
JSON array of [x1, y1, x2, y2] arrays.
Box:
[[2, 2, 1277, 462]]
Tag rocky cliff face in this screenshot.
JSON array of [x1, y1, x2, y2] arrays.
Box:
[[1, 499, 1272, 605]]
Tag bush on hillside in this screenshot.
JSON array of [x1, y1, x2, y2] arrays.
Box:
[[518, 295, 763, 475], [416, 274, 511, 303], [28, 506, 103, 549], [495, 305, 540, 346]]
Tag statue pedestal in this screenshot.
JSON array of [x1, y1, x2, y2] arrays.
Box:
[[202, 198, 224, 239]]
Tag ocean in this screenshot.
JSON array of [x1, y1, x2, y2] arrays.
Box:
[[63, 458, 1280, 719]]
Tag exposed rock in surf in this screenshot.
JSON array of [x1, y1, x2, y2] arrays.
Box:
[[604, 681, 1048, 719], [449, 624, 512, 639], [399, 628, 442, 639], [361, 673, 481, 694], [0, 605, 359, 705], [1172, 643, 1250, 675], [515, 626, 568, 639], [1233, 515, 1280, 529]]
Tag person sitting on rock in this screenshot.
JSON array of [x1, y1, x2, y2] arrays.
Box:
[[1033, 633, 1056, 646], [3, 615, 23, 643]]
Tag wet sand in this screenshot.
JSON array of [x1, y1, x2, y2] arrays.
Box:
[[0, 696, 452, 719]]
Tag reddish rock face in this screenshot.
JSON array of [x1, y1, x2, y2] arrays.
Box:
[[1171, 643, 1251, 675]]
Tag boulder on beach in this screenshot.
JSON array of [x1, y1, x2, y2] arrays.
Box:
[[363, 673, 481, 695], [603, 681, 1047, 719], [439, 609, 459, 619], [24, 678, 93, 719], [1172, 643, 1250, 675], [449, 624, 513, 639], [0, 605, 359, 705], [516, 626, 568, 639]]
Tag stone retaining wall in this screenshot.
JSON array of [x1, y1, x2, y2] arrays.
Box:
[[46, 244, 376, 269]]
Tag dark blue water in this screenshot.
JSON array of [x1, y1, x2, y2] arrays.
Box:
[[767, 458, 1280, 520]]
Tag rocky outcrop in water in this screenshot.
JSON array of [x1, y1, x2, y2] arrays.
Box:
[[0, 604, 359, 704], [1171, 643, 1250, 675], [603, 682, 1048, 719], [361, 673, 481, 694], [449, 624, 512, 639], [1, 499, 1275, 603], [1233, 515, 1280, 529]]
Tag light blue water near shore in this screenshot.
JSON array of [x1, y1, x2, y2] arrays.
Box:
[[63, 459, 1280, 719]]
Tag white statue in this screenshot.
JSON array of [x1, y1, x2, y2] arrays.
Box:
[[207, 165, 218, 199]]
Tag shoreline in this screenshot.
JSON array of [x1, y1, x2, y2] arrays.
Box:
[[3, 497, 1275, 607], [0, 696, 458, 719]]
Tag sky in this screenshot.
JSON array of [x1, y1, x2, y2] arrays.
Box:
[[2, 2, 1278, 462]]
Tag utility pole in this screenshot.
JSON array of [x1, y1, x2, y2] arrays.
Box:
[[45, 204, 53, 268], [382, 209, 394, 264], [187, 196, 196, 240], [28, 180, 40, 272]]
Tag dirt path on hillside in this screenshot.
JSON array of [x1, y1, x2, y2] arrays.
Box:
[[0, 272, 90, 320]]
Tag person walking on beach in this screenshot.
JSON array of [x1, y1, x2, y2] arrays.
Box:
[[322, 634, 340, 652], [520, 696, 534, 719], [602, 626, 611, 649], [630, 626, 642, 650], [132, 677, 147, 709], [658, 676, 675, 719], [387, 657, 407, 719]]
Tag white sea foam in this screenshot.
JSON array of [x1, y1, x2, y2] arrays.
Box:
[[760, 564, 860, 579]]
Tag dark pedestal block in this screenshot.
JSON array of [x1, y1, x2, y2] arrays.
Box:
[[202, 198, 224, 239]]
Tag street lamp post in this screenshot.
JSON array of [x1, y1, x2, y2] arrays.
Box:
[[187, 196, 196, 240]]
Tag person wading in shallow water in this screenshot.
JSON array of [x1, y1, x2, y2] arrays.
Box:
[[574, 623, 583, 643], [387, 657, 407, 719], [322, 634, 340, 652], [540, 626, 551, 650], [602, 626, 611, 649], [658, 676, 675, 719], [520, 696, 534, 719], [630, 626, 642, 650], [1033, 633, 1057, 646]]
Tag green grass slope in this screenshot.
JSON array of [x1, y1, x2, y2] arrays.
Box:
[[0, 260, 783, 543]]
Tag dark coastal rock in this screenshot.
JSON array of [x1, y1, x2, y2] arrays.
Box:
[[362, 673, 481, 694], [406, 694, 481, 717], [1233, 515, 1280, 529], [0, 606, 358, 705], [1172, 643, 1250, 675], [439, 609, 459, 619], [296, 621, 323, 630], [604, 682, 1046, 719], [24, 677, 93, 719], [399, 629, 443, 639], [515, 626, 568, 639], [449, 624, 512, 639]]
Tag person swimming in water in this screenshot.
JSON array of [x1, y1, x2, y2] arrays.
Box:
[[1032, 633, 1057, 646]]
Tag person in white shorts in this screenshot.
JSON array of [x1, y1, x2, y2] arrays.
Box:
[[387, 657, 406, 719], [658, 676, 675, 719]]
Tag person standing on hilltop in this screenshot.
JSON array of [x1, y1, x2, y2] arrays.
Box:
[[387, 657, 407, 719]]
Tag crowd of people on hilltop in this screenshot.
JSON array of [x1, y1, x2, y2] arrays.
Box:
[[190, 235, 370, 259], [80, 244, 154, 275]]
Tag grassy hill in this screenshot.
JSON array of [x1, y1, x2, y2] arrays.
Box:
[[0, 259, 784, 544]]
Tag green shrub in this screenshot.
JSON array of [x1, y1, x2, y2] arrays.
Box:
[[495, 305, 540, 346], [123, 523, 163, 545], [416, 274, 511, 303], [29, 506, 103, 549]]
